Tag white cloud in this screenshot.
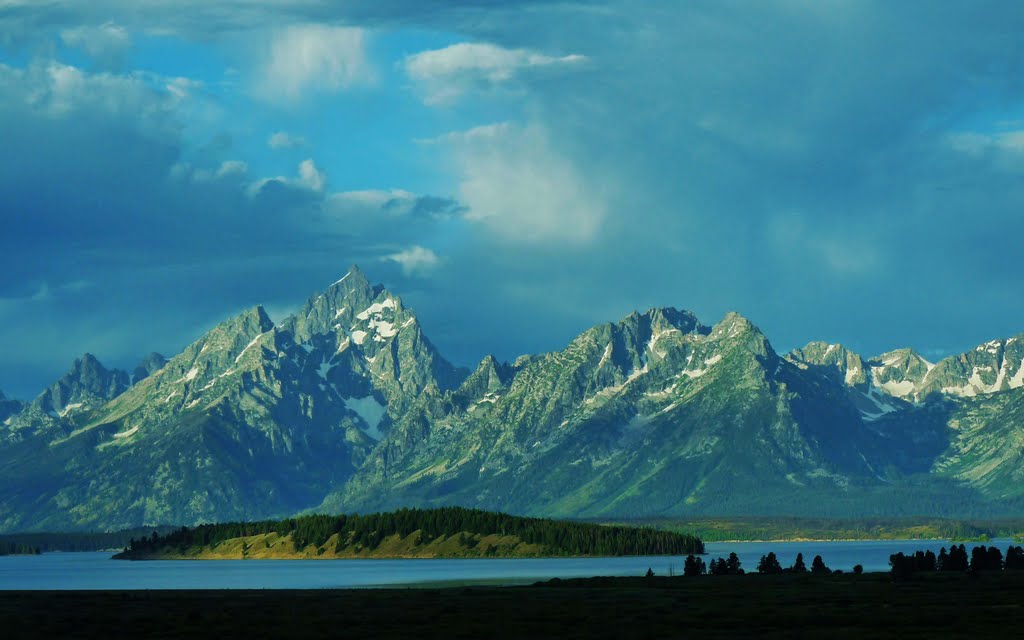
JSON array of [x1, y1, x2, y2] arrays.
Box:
[[441, 122, 606, 245], [248, 158, 325, 196], [416, 122, 511, 145], [948, 130, 1024, 154], [0, 62, 196, 142], [404, 42, 586, 105], [268, 131, 306, 149], [257, 25, 373, 103], [297, 159, 325, 191], [386, 246, 441, 275], [183, 160, 249, 183], [947, 129, 1024, 173], [59, 21, 131, 67]]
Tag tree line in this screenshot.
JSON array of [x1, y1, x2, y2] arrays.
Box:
[[678, 551, 844, 577], [120, 507, 705, 557], [889, 544, 1024, 579], [0, 541, 40, 556], [0, 528, 175, 553]]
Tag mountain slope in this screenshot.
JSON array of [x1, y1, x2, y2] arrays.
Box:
[[0, 267, 466, 531], [331, 311, 918, 517], [1, 267, 1023, 531]]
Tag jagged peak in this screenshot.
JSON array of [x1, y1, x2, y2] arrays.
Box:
[[78, 352, 101, 366], [477, 354, 501, 369], [29, 351, 130, 415], [789, 341, 859, 362], [56, 352, 117, 380], [326, 264, 371, 293], [705, 312, 776, 361], [132, 352, 168, 385], [214, 304, 274, 331], [607, 306, 704, 338], [646, 307, 704, 333], [709, 311, 759, 338], [870, 347, 932, 369]]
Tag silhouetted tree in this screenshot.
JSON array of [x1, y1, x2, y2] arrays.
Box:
[[757, 552, 782, 574], [937, 547, 949, 571], [923, 550, 937, 572], [970, 545, 1003, 572], [889, 552, 915, 580], [987, 546, 1003, 572], [791, 553, 807, 573], [710, 557, 733, 576], [683, 554, 706, 577], [726, 552, 743, 575], [811, 555, 830, 575], [1005, 546, 1024, 570], [947, 544, 969, 571], [852, 564, 863, 575]]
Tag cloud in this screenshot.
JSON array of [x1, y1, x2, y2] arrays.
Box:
[[256, 25, 373, 103], [0, 59, 463, 396], [59, 21, 132, 68], [385, 246, 441, 275], [404, 42, 585, 104], [183, 159, 249, 183], [327, 189, 463, 218], [7, 0, 1024, 401], [267, 131, 306, 149], [250, 158, 326, 196], [0, 1, 549, 42], [438, 122, 606, 245]]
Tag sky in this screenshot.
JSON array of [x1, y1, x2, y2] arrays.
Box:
[[2, 1, 1024, 399]]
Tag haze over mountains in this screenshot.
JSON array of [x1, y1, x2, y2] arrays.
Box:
[[2, 267, 1023, 532]]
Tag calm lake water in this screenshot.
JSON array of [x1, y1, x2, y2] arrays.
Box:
[[0, 539, 1013, 590]]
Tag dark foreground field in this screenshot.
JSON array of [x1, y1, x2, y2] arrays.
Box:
[[4, 572, 1024, 639]]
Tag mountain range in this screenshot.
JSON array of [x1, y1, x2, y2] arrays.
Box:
[[2, 266, 1023, 532]]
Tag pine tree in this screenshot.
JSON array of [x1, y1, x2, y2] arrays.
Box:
[[757, 552, 782, 574], [810, 555, 830, 575], [792, 553, 807, 573], [683, 554, 706, 577], [726, 552, 743, 575]]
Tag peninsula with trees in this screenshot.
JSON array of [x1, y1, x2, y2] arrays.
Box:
[[115, 507, 704, 560]]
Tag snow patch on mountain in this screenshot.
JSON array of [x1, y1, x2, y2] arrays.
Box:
[[1010, 359, 1024, 389], [356, 299, 396, 321], [113, 425, 139, 439], [58, 402, 83, 417]]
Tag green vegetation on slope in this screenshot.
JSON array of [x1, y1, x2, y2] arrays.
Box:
[[604, 516, 1024, 541], [116, 507, 704, 559]]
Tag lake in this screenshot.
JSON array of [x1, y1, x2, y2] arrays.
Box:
[[0, 539, 1013, 590]]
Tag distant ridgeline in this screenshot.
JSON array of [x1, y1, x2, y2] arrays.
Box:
[[116, 508, 704, 560]]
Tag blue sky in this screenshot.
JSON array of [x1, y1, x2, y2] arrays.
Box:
[[2, 1, 1024, 398]]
